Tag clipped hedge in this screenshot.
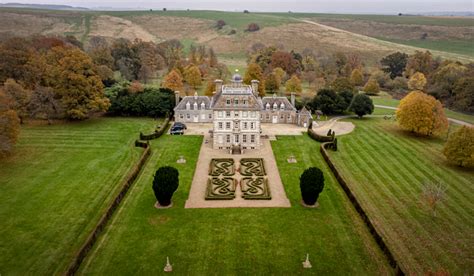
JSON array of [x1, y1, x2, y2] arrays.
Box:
[[308, 128, 334, 143], [319, 142, 403, 275], [65, 141, 151, 275], [139, 117, 170, 140]]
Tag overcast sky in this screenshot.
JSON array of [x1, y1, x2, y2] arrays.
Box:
[[1, 0, 473, 13]]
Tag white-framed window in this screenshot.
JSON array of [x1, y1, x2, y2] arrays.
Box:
[[226, 99, 231, 106], [243, 111, 248, 118], [243, 122, 248, 129], [273, 103, 278, 110], [226, 122, 231, 129], [266, 114, 270, 120], [250, 122, 255, 129], [186, 102, 190, 110], [280, 114, 284, 119], [226, 111, 231, 118], [194, 102, 198, 110], [280, 103, 285, 110], [218, 122, 223, 129], [226, 135, 230, 143], [234, 98, 239, 105], [266, 103, 270, 110], [201, 102, 206, 110], [234, 112, 239, 117], [250, 134, 255, 143], [243, 135, 247, 143], [251, 112, 256, 118], [218, 111, 223, 118], [179, 114, 184, 119], [186, 114, 190, 119], [235, 134, 239, 143]]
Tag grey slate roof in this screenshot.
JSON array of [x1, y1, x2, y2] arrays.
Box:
[[261, 96, 296, 111], [174, 96, 211, 111], [299, 106, 312, 116]]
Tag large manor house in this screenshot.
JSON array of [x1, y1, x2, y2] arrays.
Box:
[[174, 73, 312, 150]]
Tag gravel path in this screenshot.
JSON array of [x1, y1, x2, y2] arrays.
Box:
[[375, 104, 473, 126]]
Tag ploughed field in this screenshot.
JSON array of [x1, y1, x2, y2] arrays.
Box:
[[79, 134, 391, 274], [0, 117, 156, 274], [329, 118, 474, 274]]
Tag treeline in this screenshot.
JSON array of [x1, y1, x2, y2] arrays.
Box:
[[243, 44, 473, 114], [0, 34, 225, 156]]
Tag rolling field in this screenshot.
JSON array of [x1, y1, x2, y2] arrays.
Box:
[[376, 38, 474, 57], [329, 118, 474, 274], [0, 117, 156, 274], [79, 134, 391, 274]]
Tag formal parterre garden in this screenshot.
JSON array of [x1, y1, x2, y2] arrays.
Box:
[[1, 114, 473, 274]]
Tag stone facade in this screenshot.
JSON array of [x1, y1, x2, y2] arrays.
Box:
[[173, 74, 312, 150]]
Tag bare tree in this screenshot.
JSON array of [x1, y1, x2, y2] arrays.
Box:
[[421, 181, 447, 217]]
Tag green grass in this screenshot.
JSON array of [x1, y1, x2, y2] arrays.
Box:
[[329, 118, 474, 274], [79, 134, 391, 274], [106, 10, 295, 31], [0, 117, 156, 275], [371, 96, 474, 124], [271, 12, 474, 27], [377, 38, 474, 57]]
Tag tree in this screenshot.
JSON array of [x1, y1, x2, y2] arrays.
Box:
[[452, 77, 474, 113], [184, 65, 202, 89], [363, 78, 380, 95], [380, 52, 408, 79], [162, 69, 184, 93], [408, 72, 427, 91], [46, 47, 110, 120], [310, 89, 349, 115], [2, 79, 31, 124], [350, 94, 374, 118], [443, 126, 474, 168], [405, 50, 436, 77], [272, 67, 286, 84], [243, 63, 265, 96], [204, 79, 215, 97], [429, 62, 467, 102], [0, 89, 20, 158], [28, 86, 60, 124], [208, 47, 218, 67], [421, 182, 447, 217], [285, 75, 302, 93], [265, 73, 280, 93], [246, 23, 260, 32], [271, 51, 301, 76], [350, 68, 364, 86], [331, 77, 355, 94], [396, 91, 448, 136], [152, 166, 179, 206], [300, 167, 325, 206]]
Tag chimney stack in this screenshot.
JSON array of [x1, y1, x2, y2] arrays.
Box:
[[214, 79, 223, 94], [290, 92, 295, 107], [175, 91, 180, 107], [251, 80, 259, 97]]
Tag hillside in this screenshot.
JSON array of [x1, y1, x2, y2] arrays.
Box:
[[0, 8, 473, 66]]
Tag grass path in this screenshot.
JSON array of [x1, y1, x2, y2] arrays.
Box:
[[79, 134, 391, 274], [329, 118, 474, 274], [0, 117, 156, 275]]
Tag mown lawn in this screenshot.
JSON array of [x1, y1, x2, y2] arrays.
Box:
[[329, 118, 474, 274], [0, 117, 156, 275], [79, 134, 391, 274]]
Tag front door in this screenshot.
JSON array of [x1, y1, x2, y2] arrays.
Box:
[[193, 115, 199, 122], [272, 115, 278, 124]]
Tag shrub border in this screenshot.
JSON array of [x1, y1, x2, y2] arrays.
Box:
[[64, 140, 151, 275], [319, 141, 404, 275]]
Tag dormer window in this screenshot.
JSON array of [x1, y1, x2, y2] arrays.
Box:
[[234, 98, 239, 106], [280, 103, 285, 110], [186, 102, 190, 110], [201, 102, 205, 110], [193, 102, 198, 110], [273, 103, 278, 110], [266, 103, 270, 110], [226, 99, 231, 106]]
